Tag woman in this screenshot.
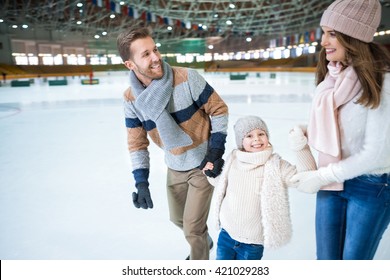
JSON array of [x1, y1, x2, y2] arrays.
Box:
[[292, 0, 390, 260]]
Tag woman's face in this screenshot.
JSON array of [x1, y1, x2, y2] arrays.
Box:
[[321, 26, 346, 63]]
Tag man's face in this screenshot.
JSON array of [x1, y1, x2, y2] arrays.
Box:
[[124, 36, 163, 86]]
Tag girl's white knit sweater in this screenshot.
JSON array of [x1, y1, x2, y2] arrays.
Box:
[[213, 145, 316, 248]]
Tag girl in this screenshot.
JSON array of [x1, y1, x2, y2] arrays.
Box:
[[205, 116, 316, 260]]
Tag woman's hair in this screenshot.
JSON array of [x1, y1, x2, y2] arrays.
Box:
[[316, 31, 390, 109], [117, 26, 152, 62]]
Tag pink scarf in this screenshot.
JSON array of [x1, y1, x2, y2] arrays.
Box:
[[308, 62, 362, 190]]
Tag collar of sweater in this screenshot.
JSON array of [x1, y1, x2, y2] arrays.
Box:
[[234, 146, 273, 170]]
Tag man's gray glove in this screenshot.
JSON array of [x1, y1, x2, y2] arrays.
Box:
[[132, 183, 153, 209]]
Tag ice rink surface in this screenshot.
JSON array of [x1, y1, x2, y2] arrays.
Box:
[[0, 70, 389, 260]]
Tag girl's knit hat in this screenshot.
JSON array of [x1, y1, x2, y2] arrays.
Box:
[[320, 0, 381, 43], [234, 116, 269, 150]]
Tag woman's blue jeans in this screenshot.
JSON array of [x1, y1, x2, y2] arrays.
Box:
[[316, 173, 390, 260], [216, 228, 264, 260]]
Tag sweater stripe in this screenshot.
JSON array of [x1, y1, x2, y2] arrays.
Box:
[[168, 83, 214, 124], [126, 117, 157, 131], [195, 83, 214, 108], [125, 117, 142, 128]]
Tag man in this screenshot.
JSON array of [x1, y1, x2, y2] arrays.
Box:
[[117, 26, 228, 260]]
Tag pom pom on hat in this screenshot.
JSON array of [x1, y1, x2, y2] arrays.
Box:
[[320, 0, 381, 43], [234, 116, 269, 150]]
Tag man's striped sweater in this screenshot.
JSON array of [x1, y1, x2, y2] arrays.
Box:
[[123, 66, 229, 187]]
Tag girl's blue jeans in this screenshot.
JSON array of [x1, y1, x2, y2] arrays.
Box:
[[316, 173, 390, 260], [216, 228, 264, 260]]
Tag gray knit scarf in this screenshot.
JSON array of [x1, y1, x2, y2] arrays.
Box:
[[129, 61, 193, 151]]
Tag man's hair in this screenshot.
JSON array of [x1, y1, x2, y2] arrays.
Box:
[[117, 26, 152, 61]]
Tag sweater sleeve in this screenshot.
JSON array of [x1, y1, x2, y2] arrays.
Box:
[[280, 144, 317, 187], [294, 144, 317, 172], [124, 98, 151, 187]]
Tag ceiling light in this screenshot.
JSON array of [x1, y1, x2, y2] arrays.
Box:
[[226, 20, 232, 25]]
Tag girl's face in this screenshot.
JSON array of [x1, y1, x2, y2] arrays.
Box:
[[320, 26, 346, 63], [242, 128, 269, 152]]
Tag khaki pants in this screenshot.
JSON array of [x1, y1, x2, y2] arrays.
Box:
[[166, 168, 214, 260]]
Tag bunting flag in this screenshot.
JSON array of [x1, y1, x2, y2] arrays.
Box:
[[146, 12, 156, 23], [97, 0, 102, 7], [298, 33, 305, 44], [304, 31, 309, 43], [269, 39, 276, 48], [140, 11, 147, 21], [157, 16, 164, 25], [316, 27, 322, 40], [310, 30, 315, 42], [290, 35, 295, 45], [122, 5, 128, 16], [110, 1, 115, 12], [286, 36, 291, 46], [133, 8, 139, 19], [105, 0, 110, 11]]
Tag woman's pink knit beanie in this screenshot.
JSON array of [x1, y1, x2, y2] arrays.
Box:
[[320, 0, 381, 43]]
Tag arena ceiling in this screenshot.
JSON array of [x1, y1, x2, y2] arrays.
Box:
[[1, 0, 390, 53]]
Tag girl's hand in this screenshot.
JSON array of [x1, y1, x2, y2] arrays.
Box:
[[202, 162, 214, 174]]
